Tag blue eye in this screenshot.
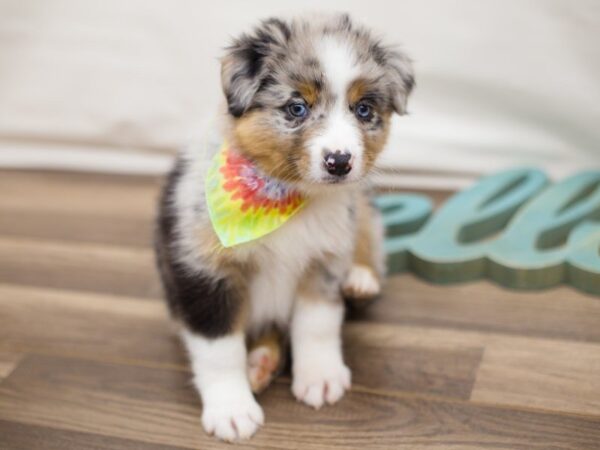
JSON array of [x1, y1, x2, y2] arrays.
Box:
[[355, 103, 372, 119], [288, 102, 308, 118]]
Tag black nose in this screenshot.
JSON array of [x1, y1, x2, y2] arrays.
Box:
[[324, 151, 352, 176]]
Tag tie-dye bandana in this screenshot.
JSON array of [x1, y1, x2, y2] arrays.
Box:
[[205, 143, 306, 247]]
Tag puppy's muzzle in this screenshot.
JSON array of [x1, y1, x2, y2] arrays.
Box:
[[324, 151, 353, 176]]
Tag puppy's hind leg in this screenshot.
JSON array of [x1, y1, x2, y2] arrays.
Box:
[[342, 193, 385, 306], [247, 328, 286, 394]]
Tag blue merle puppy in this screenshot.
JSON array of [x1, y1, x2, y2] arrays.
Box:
[[155, 13, 414, 442]]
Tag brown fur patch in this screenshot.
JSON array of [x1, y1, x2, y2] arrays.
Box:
[[347, 78, 370, 105], [362, 112, 392, 172], [232, 110, 311, 182], [297, 81, 320, 106]]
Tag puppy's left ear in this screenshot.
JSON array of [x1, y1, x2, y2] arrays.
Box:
[[385, 48, 415, 115], [221, 18, 290, 117]]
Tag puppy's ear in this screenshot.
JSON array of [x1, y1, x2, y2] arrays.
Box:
[[385, 48, 415, 115], [221, 18, 290, 117]]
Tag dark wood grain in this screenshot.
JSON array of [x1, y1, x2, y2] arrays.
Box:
[[0, 284, 184, 367], [1, 355, 599, 450], [0, 237, 162, 299], [0, 170, 160, 218], [346, 345, 483, 400], [471, 337, 600, 416], [0, 420, 187, 450], [0, 208, 153, 248], [343, 321, 600, 416]]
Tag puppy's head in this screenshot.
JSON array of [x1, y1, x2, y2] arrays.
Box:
[[221, 14, 414, 190]]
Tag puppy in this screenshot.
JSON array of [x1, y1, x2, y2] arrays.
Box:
[[155, 13, 414, 442]]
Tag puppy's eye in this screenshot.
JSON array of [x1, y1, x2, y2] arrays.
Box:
[[288, 102, 308, 118], [355, 103, 372, 120]]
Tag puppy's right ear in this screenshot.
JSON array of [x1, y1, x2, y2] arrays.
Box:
[[221, 18, 290, 118]]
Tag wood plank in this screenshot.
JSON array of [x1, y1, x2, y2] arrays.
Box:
[[0, 284, 184, 368], [352, 273, 600, 342], [472, 338, 600, 416], [0, 170, 160, 217], [0, 237, 162, 299], [0, 354, 277, 450], [0, 170, 159, 248], [0, 419, 186, 450], [3, 283, 599, 415], [346, 322, 600, 416], [0, 208, 152, 248], [1, 354, 599, 450], [346, 345, 483, 400], [0, 284, 481, 400]]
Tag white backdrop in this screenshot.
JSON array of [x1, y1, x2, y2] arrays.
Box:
[[0, 0, 598, 188]]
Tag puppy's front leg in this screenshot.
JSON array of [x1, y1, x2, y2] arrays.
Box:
[[181, 330, 263, 441], [291, 262, 351, 409]]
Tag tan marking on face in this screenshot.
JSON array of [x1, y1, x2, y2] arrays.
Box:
[[362, 112, 392, 172], [297, 81, 320, 106], [347, 78, 370, 105], [232, 110, 311, 182]]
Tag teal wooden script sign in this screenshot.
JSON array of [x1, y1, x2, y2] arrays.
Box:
[[377, 168, 600, 296]]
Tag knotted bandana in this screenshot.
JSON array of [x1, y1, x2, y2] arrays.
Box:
[[205, 143, 306, 247]]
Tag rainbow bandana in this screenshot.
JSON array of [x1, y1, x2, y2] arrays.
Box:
[[205, 143, 306, 247]]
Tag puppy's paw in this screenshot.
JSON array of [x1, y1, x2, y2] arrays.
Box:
[[342, 264, 381, 301], [292, 360, 351, 409], [201, 396, 264, 442], [248, 344, 280, 394]]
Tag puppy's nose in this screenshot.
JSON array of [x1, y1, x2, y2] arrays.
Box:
[[324, 151, 352, 176]]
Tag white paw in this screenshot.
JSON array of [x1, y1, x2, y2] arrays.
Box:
[[292, 360, 351, 409], [201, 396, 264, 442], [342, 264, 380, 300]]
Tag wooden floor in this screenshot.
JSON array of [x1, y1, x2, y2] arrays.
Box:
[[1, 169, 600, 450]]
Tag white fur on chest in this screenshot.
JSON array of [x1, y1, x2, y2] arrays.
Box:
[[243, 190, 356, 333]]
